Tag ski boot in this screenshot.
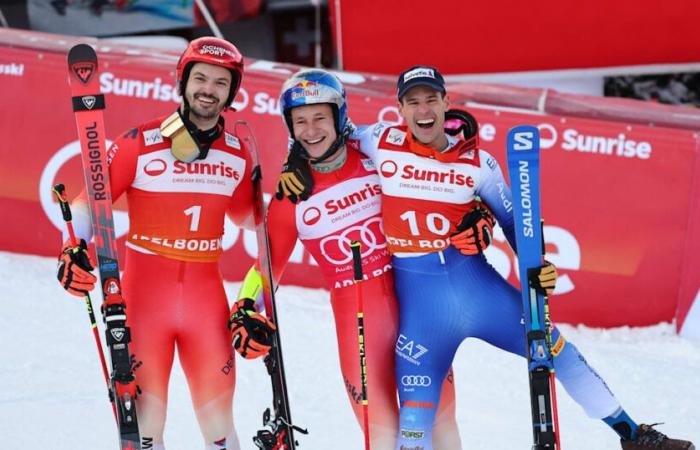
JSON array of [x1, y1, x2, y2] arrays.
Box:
[[621, 424, 695, 450]]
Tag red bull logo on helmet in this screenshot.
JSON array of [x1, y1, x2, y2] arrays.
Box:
[[292, 80, 318, 89], [291, 80, 320, 100]]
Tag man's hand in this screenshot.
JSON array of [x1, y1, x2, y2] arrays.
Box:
[[528, 261, 558, 296], [57, 239, 97, 297], [275, 142, 314, 204], [229, 299, 277, 359], [450, 205, 495, 255]]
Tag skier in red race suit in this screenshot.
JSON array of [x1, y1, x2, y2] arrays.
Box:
[[55, 37, 265, 450], [226, 69, 474, 449]]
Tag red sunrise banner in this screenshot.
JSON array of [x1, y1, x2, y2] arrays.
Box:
[[1, 29, 698, 331]]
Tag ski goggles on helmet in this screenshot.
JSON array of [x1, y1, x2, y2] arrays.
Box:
[[444, 108, 479, 150]]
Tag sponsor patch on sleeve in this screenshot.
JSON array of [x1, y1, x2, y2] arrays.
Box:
[[360, 158, 376, 172], [386, 128, 407, 145], [372, 122, 387, 138], [225, 133, 241, 149], [143, 128, 163, 146], [486, 155, 497, 170], [458, 149, 476, 161]]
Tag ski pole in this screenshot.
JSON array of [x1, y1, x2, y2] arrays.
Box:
[[52, 183, 116, 422], [350, 241, 371, 450], [546, 300, 561, 450], [540, 220, 562, 450]]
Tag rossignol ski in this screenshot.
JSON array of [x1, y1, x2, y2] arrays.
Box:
[[67, 43, 141, 450], [235, 122, 308, 450], [506, 126, 561, 449]]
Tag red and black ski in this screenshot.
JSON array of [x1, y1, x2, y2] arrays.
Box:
[[235, 122, 307, 450], [67, 43, 141, 450]]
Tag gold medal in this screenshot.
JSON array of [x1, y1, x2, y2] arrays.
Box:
[[160, 111, 200, 163]]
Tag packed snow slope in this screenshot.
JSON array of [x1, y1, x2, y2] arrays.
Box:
[[1, 251, 697, 449]]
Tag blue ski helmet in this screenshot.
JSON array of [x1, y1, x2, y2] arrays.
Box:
[[279, 69, 348, 137]]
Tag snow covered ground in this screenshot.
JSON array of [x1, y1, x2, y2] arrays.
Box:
[[1, 250, 698, 450]]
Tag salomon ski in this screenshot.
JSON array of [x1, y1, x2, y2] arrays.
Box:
[[235, 122, 307, 450], [67, 43, 141, 450], [506, 126, 561, 449]]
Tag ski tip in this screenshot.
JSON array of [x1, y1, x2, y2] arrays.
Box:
[[506, 125, 540, 154], [68, 44, 97, 63], [67, 44, 98, 85]]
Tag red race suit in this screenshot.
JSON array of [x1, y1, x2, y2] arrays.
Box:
[[263, 142, 460, 450], [70, 115, 254, 447]]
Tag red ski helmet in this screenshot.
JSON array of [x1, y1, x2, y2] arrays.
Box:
[[176, 37, 244, 108]]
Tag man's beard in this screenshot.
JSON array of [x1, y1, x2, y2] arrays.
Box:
[[188, 93, 224, 121]]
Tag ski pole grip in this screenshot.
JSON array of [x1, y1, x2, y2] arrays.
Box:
[[351, 241, 363, 282], [52, 184, 72, 222], [52, 183, 78, 245]]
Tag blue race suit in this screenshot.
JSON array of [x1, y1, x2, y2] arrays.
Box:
[[352, 123, 622, 449]]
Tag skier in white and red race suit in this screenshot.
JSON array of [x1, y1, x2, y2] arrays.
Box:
[[55, 37, 266, 450], [273, 66, 696, 450], [227, 69, 470, 449]]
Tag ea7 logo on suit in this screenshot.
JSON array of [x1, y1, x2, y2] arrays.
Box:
[[513, 131, 535, 151]]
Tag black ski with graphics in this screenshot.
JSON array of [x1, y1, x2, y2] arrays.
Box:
[[235, 122, 308, 450]]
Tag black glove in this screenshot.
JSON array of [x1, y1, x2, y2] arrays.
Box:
[[57, 238, 97, 297], [444, 108, 479, 149], [527, 261, 558, 296], [450, 204, 495, 255], [275, 141, 314, 204], [229, 298, 277, 359]]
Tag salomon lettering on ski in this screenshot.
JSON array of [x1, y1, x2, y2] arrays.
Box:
[[506, 126, 561, 449], [67, 43, 141, 450], [235, 122, 308, 450]]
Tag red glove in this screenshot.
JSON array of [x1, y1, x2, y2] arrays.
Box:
[[57, 239, 97, 297], [450, 205, 495, 255], [229, 299, 277, 359]]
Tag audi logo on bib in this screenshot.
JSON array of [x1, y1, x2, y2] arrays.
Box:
[[401, 375, 432, 387], [380, 160, 398, 178], [319, 217, 386, 265]]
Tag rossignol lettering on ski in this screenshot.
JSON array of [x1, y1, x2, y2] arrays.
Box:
[[67, 43, 141, 450], [506, 125, 562, 449], [234, 121, 308, 450]]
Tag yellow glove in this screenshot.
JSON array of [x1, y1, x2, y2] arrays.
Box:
[[527, 261, 558, 296]]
